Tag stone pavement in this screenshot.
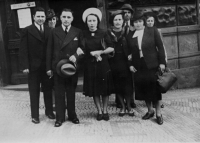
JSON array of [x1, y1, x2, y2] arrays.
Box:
[[0, 88, 200, 143]]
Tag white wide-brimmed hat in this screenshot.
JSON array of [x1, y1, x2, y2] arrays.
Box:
[[82, 8, 102, 23]]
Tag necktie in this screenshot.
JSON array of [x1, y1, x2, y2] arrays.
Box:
[[125, 22, 129, 35], [65, 27, 68, 35], [40, 25, 43, 34]]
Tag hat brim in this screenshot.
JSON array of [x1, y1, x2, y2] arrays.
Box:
[[56, 59, 76, 78], [82, 8, 102, 23]]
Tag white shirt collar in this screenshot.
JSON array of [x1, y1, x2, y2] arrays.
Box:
[[34, 22, 43, 31], [62, 24, 71, 32]]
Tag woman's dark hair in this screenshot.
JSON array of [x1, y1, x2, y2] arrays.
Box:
[[85, 14, 100, 29], [33, 7, 45, 16], [109, 13, 124, 27], [144, 12, 158, 27], [130, 16, 146, 27]]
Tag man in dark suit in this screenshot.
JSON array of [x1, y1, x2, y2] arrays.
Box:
[[19, 7, 55, 124], [46, 8, 84, 127], [120, 4, 137, 108]]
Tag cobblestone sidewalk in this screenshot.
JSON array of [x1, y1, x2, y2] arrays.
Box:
[[0, 88, 200, 143]]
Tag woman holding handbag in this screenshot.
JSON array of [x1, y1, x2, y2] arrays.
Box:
[[144, 12, 167, 108], [82, 8, 114, 121], [108, 10, 134, 116], [126, 10, 166, 125]]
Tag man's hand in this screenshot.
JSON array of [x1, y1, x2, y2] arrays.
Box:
[[69, 55, 76, 63], [23, 69, 29, 74], [76, 47, 84, 56], [159, 64, 165, 73], [129, 66, 137, 73], [128, 54, 132, 61], [47, 70, 53, 79]]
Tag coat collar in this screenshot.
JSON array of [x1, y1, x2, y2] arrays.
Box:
[[55, 26, 78, 49], [28, 24, 49, 42]]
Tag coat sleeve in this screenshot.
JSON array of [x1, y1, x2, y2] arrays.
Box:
[[46, 29, 54, 71], [154, 27, 166, 65], [19, 27, 29, 71]]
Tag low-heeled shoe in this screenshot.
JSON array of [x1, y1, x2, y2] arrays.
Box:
[[32, 118, 40, 124], [156, 115, 163, 125], [118, 112, 125, 117], [142, 111, 155, 120], [54, 120, 64, 127], [68, 117, 80, 124], [96, 113, 103, 121], [103, 113, 109, 121], [127, 110, 135, 117], [46, 112, 56, 119]]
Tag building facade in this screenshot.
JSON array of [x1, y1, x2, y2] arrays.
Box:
[[0, 0, 200, 89]]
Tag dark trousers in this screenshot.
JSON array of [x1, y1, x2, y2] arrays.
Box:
[[28, 67, 54, 118], [54, 73, 78, 121]]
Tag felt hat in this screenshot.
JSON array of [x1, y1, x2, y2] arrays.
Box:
[[82, 8, 102, 23], [56, 59, 76, 78], [46, 9, 57, 20], [120, 4, 134, 13], [132, 10, 144, 22]]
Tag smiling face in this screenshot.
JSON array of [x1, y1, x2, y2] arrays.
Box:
[[60, 11, 73, 27], [133, 19, 145, 30], [87, 15, 98, 31], [146, 16, 155, 27], [113, 14, 124, 29], [33, 11, 46, 25]]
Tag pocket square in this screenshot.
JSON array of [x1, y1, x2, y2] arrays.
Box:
[[74, 37, 78, 40]]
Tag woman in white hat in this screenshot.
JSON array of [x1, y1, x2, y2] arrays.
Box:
[[82, 8, 114, 121]]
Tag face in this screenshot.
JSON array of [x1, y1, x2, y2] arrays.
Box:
[[133, 19, 145, 30], [146, 16, 155, 27], [60, 11, 73, 27], [87, 15, 98, 31], [113, 14, 123, 29], [124, 10, 132, 21], [33, 11, 46, 25], [48, 17, 57, 28]]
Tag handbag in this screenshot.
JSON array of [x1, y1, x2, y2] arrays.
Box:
[[156, 67, 177, 93], [101, 38, 115, 58]]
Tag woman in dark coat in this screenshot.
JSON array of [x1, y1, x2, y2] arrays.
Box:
[[126, 10, 166, 125], [108, 10, 134, 116], [82, 8, 114, 121]]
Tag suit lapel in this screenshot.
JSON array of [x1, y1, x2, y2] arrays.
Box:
[[28, 24, 43, 42], [55, 26, 66, 42], [61, 26, 77, 49]]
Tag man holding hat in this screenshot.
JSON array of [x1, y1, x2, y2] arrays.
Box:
[[46, 8, 84, 127], [120, 3, 136, 108]]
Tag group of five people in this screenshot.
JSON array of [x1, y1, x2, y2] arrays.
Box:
[[19, 4, 166, 127]]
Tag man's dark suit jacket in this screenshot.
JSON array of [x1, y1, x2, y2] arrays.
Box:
[[46, 26, 84, 72], [19, 24, 51, 71], [126, 27, 166, 70]]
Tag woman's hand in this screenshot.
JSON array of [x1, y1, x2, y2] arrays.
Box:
[[159, 64, 165, 73], [129, 66, 137, 73], [128, 54, 132, 61], [90, 50, 103, 62]]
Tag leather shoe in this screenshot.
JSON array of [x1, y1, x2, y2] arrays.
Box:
[[32, 118, 40, 124], [131, 102, 136, 108], [127, 110, 134, 117], [46, 112, 55, 119], [161, 104, 164, 108], [156, 115, 163, 125], [103, 113, 109, 121], [54, 120, 64, 127], [96, 113, 103, 121], [142, 111, 155, 120], [68, 118, 80, 124]]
